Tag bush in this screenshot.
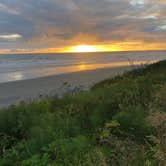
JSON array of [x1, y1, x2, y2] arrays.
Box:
[[0, 60, 166, 165]]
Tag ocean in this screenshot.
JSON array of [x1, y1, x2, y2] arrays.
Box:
[[0, 51, 165, 83]]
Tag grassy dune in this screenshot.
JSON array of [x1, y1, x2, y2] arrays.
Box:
[[0, 60, 166, 166]]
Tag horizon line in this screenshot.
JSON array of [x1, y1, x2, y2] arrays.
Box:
[[0, 49, 166, 55]]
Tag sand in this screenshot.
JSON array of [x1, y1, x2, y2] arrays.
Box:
[[0, 65, 143, 108]]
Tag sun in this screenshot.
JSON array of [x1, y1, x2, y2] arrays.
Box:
[[72, 45, 97, 53]]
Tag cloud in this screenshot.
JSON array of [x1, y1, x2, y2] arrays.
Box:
[[156, 25, 166, 31], [130, 0, 146, 6], [0, 3, 20, 15], [0, 33, 22, 40], [142, 15, 157, 19], [151, 0, 166, 4], [0, 0, 165, 52]]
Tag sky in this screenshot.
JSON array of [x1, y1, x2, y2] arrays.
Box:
[[0, 0, 166, 53]]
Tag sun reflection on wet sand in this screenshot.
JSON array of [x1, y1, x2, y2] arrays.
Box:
[[74, 60, 158, 71], [0, 60, 158, 83], [33, 60, 158, 77], [77, 62, 87, 70], [8, 72, 24, 81]]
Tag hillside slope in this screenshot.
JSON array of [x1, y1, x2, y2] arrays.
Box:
[[0, 60, 166, 166]]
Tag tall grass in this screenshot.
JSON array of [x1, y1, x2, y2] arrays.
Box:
[[0, 60, 166, 166]]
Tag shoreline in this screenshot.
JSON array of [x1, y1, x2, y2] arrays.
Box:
[[0, 65, 139, 108]]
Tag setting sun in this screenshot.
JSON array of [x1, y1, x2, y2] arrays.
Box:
[[72, 45, 97, 53]]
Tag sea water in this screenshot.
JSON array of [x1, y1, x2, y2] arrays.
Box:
[[0, 51, 165, 83]]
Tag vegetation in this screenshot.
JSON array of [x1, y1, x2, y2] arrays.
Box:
[[0, 60, 166, 166]]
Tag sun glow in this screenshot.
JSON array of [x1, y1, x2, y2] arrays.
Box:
[[72, 45, 97, 53], [2, 42, 166, 54]]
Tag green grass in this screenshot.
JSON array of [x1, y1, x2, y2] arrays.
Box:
[[0, 60, 166, 166]]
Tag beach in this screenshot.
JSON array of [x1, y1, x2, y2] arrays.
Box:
[[1, 51, 166, 83], [0, 51, 166, 108], [0, 65, 137, 108]]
